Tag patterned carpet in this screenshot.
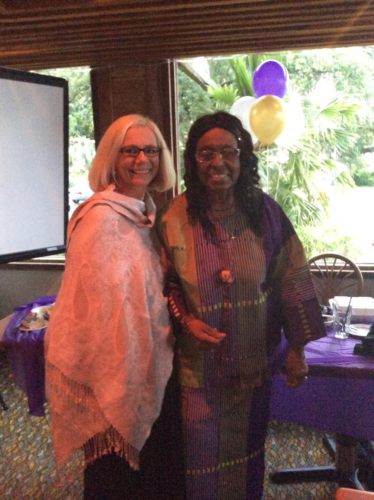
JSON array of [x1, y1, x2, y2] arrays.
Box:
[[0, 349, 362, 500]]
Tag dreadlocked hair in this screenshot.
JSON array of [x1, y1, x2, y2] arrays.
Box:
[[184, 111, 264, 241]]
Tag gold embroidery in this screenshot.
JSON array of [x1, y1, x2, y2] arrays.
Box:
[[186, 447, 264, 475], [195, 288, 273, 315]]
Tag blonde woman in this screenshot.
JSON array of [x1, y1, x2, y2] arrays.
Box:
[[45, 115, 182, 499]]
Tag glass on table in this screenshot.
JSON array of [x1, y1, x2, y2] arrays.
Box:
[[332, 298, 352, 339]]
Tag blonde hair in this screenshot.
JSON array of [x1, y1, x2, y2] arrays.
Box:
[[88, 114, 176, 193]]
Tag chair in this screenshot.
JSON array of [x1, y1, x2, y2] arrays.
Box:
[[308, 253, 364, 305], [336, 487, 374, 499]]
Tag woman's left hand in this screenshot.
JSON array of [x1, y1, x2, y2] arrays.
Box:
[[285, 346, 309, 388]]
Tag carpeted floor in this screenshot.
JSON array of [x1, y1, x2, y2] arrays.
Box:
[[0, 349, 362, 499]]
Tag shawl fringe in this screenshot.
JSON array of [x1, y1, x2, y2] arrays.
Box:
[[46, 361, 140, 469], [83, 427, 140, 470], [47, 360, 100, 413]]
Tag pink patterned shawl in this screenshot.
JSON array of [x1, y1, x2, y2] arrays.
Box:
[[45, 185, 173, 469]]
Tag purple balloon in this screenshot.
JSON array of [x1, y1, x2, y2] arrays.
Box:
[[253, 60, 288, 98]]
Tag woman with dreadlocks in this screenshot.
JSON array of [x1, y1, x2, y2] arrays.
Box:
[[157, 111, 325, 500]]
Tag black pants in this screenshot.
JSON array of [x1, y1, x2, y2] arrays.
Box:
[[84, 368, 185, 500], [84, 452, 141, 500]]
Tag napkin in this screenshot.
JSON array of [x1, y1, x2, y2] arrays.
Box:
[[329, 296, 374, 323]]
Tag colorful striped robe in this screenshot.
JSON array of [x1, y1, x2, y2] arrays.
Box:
[[157, 192, 325, 500]]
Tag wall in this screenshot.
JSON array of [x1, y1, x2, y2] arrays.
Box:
[[0, 264, 63, 318], [360, 274, 374, 299]]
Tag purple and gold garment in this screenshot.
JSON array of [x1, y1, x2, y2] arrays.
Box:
[[158, 192, 325, 500]]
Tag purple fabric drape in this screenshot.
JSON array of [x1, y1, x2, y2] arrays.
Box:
[[270, 330, 374, 440], [2, 295, 56, 416]]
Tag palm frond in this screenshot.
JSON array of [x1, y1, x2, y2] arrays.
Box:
[[311, 98, 361, 129], [229, 57, 254, 96], [275, 188, 323, 227], [207, 83, 238, 106]]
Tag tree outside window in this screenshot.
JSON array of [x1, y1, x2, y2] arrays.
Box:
[[36, 67, 95, 216], [178, 47, 374, 263]]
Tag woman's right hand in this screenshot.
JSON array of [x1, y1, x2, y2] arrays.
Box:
[[183, 317, 226, 350]]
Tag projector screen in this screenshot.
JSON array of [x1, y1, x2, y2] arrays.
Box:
[[0, 67, 68, 264]]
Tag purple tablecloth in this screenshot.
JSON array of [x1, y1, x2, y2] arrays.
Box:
[[3, 298, 374, 434], [270, 331, 374, 440], [2, 295, 56, 416], [305, 332, 373, 378]]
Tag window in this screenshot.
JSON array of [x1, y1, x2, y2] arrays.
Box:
[[178, 47, 374, 264], [37, 67, 95, 219], [30, 67, 95, 261]]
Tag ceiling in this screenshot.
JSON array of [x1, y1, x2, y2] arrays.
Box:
[[1, 0, 373, 71]]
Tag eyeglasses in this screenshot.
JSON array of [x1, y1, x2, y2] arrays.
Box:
[[195, 147, 240, 163], [119, 146, 161, 157]]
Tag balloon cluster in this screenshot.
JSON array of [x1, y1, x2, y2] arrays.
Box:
[[230, 60, 304, 147]]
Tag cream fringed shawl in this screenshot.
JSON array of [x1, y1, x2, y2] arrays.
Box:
[[44, 185, 174, 470]]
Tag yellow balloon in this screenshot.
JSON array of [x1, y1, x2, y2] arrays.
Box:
[[249, 95, 285, 146]]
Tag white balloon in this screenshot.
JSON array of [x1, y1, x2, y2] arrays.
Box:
[[230, 96, 258, 144], [275, 99, 305, 148]]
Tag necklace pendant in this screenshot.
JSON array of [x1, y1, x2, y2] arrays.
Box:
[[220, 269, 234, 284]]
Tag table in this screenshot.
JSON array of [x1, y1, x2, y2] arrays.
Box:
[[1, 296, 55, 416], [270, 331, 374, 489]]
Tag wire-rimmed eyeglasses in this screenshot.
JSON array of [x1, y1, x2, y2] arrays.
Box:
[[195, 147, 240, 163], [120, 146, 161, 157]]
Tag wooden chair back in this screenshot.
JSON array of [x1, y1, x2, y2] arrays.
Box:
[[308, 253, 364, 305]]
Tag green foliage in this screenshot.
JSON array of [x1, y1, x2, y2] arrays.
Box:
[[208, 83, 238, 107], [178, 47, 374, 260], [178, 69, 217, 183], [36, 67, 94, 140], [353, 162, 374, 186], [285, 47, 374, 180], [297, 225, 361, 262], [257, 86, 358, 227], [229, 57, 254, 97]]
